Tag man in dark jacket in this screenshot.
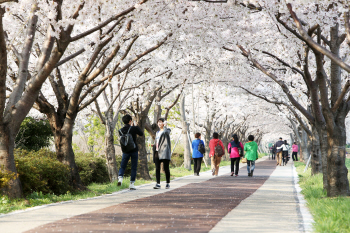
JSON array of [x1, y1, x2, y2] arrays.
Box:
[[274, 137, 284, 166], [117, 114, 143, 190]]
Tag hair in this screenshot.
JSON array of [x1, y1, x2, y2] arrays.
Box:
[[294, 141, 297, 144], [232, 134, 239, 142], [157, 118, 165, 123], [213, 132, 219, 139], [248, 135, 255, 141], [279, 137, 282, 140], [122, 114, 132, 125], [284, 140, 288, 144], [195, 133, 201, 138]]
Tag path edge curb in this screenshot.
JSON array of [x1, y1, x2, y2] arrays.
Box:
[[292, 164, 314, 232]]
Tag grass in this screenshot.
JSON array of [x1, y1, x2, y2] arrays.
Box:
[[0, 156, 245, 215], [295, 158, 350, 233]]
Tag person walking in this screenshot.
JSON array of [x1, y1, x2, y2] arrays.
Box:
[[117, 114, 144, 190], [282, 140, 289, 165], [274, 137, 284, 166], [271, 144, 276, 160], [228, 134, 243, 177], [244, 135, 259, 177], [292, 142, 299, 161], [209, 132, 225, 176], [191, 133, 204, 176], [153, 118, 172, 189]]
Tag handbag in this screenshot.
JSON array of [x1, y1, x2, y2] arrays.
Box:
[[214, 141, 225, 157], [241, 157, 247, 163], [198, 140, 205, 154]]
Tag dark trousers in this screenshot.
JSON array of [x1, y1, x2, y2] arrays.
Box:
[[154, 156, 170, 184], [193, 157, 202, 175], [282, 151, 288, 165], [272, 152, 276, 160], [231, 157, 240, 175], [118, 151, 138, 182], [292, 152, 298, 161]]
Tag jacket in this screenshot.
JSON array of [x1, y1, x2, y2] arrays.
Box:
[[244, 141, 258, 161], [153, 127, 171, 162], [282, 144, 289, 151], [274, 140, 284, 153], [192, 139, 204, 158], [119, 124, 144, 153], [292, 145, 298, 152], [209, 139, 225, 157], [228, 141, 244, 158]]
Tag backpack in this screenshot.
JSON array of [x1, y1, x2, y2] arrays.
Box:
[[214, 141, 225, 157], [119, 126, 136, 153], [197, 140, 205, 154]]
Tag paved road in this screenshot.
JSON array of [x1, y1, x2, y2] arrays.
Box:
[[0, 157, 313, 233]]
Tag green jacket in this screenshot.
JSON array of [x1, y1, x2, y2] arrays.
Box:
[[244, 141, 258, 161]]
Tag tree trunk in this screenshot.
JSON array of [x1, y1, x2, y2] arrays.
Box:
[[180, 95, 191, 170], [300, 128, 310, 162], [104, 118, 118, 182], [54, 122, 84, 189], [316, 126, 328, 191], [204, 124, 211, 165], [310, 125, 322, 175], [136, 117, 151, 180], [326, 118, 350, 197], [0, 124, 22, 198]]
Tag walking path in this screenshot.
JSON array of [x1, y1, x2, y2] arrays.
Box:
[[0, 157, 313, 233]]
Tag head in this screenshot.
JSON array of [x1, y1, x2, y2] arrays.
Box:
[[157, 118, 165, 129], [122, 114, 132, 125], [195, 133, 201, 139], [279, 137, 282, 141], [213, 132, 219, 139], [232, 134, 239, 142], [284, 140, 287, 144], [294, 142, 297, 145], [248, 135, 255, 142]]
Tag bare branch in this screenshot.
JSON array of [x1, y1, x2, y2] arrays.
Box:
[[94, 100, 105, 125], [333, 79, 350, 112]]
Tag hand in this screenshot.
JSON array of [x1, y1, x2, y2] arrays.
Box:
[[164, 121, 167, 127], [133, 121, 138, 126]]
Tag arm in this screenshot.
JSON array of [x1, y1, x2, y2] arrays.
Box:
[[135, 126, 144, 137]]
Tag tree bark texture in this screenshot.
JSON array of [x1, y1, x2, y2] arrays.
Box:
[[180, 95, 191, 171], [310, 126, 322, 175], [104, 113, 118, 182]]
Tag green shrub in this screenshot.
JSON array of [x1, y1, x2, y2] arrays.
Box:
[[15, 149, 71, 195], [75, 153, 109, 185], [0, 168, 16, 189], [170, 153, 184, 167], [15, 117, 53, 151]]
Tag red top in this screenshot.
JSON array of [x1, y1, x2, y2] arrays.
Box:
[[228, 142, 244, 158], [292, 144, 298, 152], [209, 139, 225, 157]]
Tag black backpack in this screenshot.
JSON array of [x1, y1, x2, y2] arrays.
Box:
[[119, 126, 136, 153], [197, 140, 205, 154]]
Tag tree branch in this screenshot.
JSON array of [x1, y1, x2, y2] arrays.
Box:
[[0, 7, 6, 122]]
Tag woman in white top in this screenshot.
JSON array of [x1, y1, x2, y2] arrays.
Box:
[[282, 140, 289, 166]]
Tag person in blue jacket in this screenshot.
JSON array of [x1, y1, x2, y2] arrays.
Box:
[[192, 132, 205, 176]]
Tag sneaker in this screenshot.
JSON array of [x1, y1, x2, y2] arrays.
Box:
[[235, 174, 239, 177], [248, 173, 251, 177], [129, 182, 136, 190], [212, 168, 216, 176], [197, 173, 200, 176], [117, 177, 123, 186], [230, 172, 234, 176], [166, 183, 170, 189], [251, 170, 254, 177], [153, 184, 161, 189]]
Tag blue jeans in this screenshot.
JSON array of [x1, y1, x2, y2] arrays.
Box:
[[247, 160, 255, 173], [118, 151, 138, 182]]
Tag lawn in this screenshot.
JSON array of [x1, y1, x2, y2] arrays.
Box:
[[295, 158, 350, 233]]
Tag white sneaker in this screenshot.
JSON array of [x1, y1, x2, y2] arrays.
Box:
[[129, 182, 136, 190], [117, 177, 123, 186]]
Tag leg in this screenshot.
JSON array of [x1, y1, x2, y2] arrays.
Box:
[[193, 158, 198, 174], [247, 160, 251, 174], [251, 160, 255, 171], [278, 152, 282, 166], [215, 156, 221, 175], [130, 151, 138, 182], [154, 155, 161, 184], [118, 152, 131, 178], [296, 152, 298, 161], [163, 160, 170, 183], [234, 158, 240, 175], [197, 157, 202, 175], [231, 158, 234, 173], [211, 156, 215, 171]]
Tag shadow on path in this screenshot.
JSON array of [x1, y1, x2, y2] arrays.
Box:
[[26, 160, 276, 233]]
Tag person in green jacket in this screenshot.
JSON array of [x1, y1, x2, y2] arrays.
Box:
[[244, 135, 259, 177]]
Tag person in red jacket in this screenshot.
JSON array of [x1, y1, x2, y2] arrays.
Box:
[[209, 132, 225, 176]]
